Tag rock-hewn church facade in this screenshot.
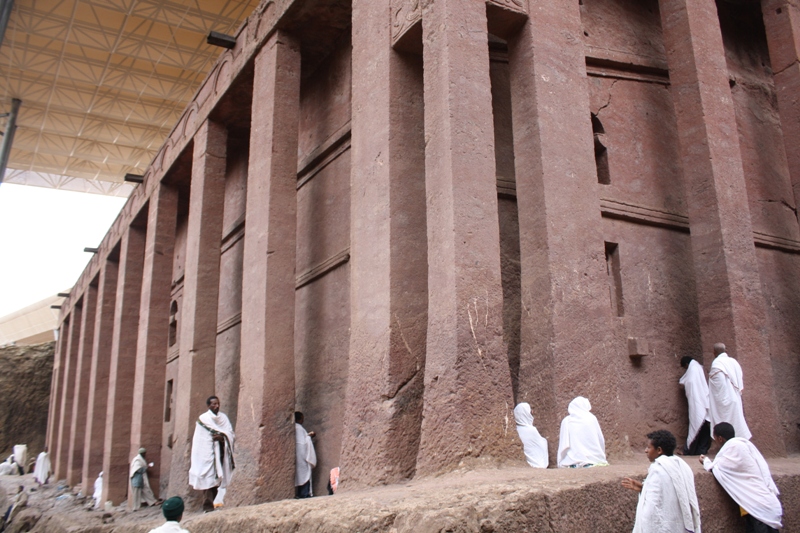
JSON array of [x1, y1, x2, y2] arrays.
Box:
[[47, 0, 800, 508]]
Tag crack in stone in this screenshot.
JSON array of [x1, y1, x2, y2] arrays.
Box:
[[596, 79, 619, 116], [759, 198, 798, 215]]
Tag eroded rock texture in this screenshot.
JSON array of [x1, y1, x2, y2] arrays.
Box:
[[0, 342, 54, 459]]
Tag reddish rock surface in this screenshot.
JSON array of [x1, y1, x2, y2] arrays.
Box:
[[44, 0, 800, 513]]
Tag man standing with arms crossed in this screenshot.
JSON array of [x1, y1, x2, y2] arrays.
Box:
[[189, 396, 235, 511]]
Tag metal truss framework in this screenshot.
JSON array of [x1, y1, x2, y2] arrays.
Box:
[[0, 0, 259, 194]]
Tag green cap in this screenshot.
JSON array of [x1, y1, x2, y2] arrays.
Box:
[[162, 496, 184, 520]]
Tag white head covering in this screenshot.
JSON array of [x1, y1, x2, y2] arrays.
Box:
[[557, 396, 607, 467], [513, 403, 548, 468]]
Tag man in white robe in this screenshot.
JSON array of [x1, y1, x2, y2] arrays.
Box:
[[701, 422, 781, 532], [295, 411, 316, 498], [557, 396, 608, 468], [679, 357, 712, 455], [129, 448, 157, 511], [708, 343, 751, 441], [33, 447, 51, 485], [514, 403, 548, 468], [189, 395, 235, 510], [623, 430, 701, 533]]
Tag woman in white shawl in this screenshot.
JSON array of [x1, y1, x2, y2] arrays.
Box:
[[623, 430, 701, 533], [33, 447, 51, 485], [679, 357, 711, 455], [514, 403, 548, 468], [557, 396, 608, 468]]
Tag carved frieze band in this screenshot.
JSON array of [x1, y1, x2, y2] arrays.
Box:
[[296, 248, 350, 289], [220, 217, 245, 254], [391, 0, 421, 44], [600, 197, 800, 254], [487, 0, 527, 15], [600, 198, 689, 231], [297, 122, 351, 190], [753, 230, 800, 253], [217, 312, 243, 335]]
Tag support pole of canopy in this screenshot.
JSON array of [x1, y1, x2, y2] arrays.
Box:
[[0, 98, 21, 184]]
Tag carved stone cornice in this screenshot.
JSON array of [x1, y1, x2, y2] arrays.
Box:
[[487, 0, 527, 15], [392, 0, 421, 44]]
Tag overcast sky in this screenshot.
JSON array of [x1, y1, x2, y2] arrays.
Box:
[[0, 183, 126, 317]]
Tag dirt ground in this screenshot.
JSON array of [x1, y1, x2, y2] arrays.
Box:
[[2, 456, 799, 532]]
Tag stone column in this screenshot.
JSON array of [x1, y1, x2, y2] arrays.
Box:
[[46, 322, 68, 454], [340, 0, 427, 487], [128, 183, 177, 504], [506, 1, 619, 454], [659, 0, 785, 455], [169, 119, 226, 501], [234, 31, 300, 504], [102, 225, 146, 504], [66, 285, 97, 486], [416, 0, 516, 474], [81, 259, 118, 493], [762, 0, 800, 208], [55, 304, 82, 480]]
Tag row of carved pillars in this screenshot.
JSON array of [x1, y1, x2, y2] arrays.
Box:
[[340, 0, 799, 487], [45, 0, 800, 508]]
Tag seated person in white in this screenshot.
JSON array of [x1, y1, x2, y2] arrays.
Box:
[[514, 403, 548, 468], [557, 396, 608, 468]]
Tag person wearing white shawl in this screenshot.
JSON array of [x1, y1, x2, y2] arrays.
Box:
[[557, 396, 608, 468], [623, 430, 701, 533], [0, 455, 19, 476], [679, 357, 712, 455], [295, 411, 317, 498], [33, 447, 51, 485], [12, 445, 26, 475], [189, 395, 235, 510], [701, 422, 782, 532], [514, 403, 548, 468], [129, 448, 157, 510], [708, 343, 751, 441], [93, 471, 103, 509]]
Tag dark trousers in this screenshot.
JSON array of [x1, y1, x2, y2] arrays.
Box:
[[295, 480, 311, 499], [203, 486, 218, 511], [684, 421, 712, 455], [745, 515, 779, 533]]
